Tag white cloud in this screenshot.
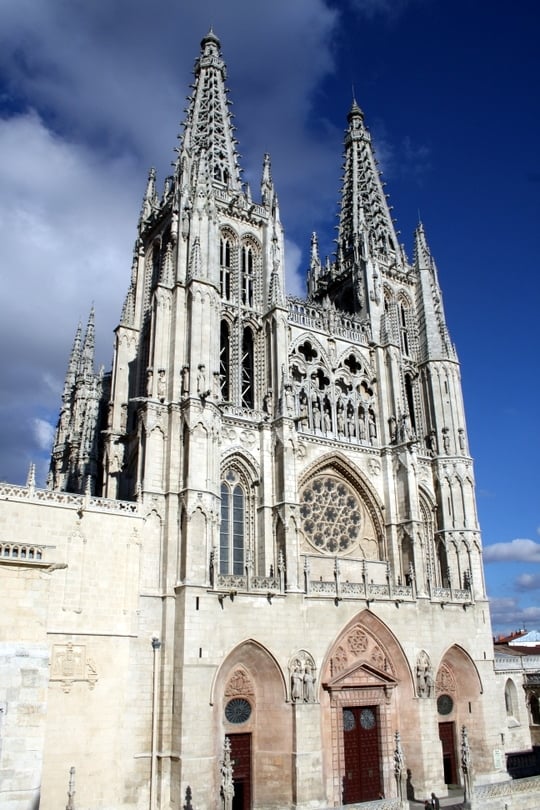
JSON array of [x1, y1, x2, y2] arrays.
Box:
[[33, 418, 55, 452], [488, 596, 540, 634], [515, 573, 540, 592], [484, 538, 540, 564], [0, 111, 140, 484]]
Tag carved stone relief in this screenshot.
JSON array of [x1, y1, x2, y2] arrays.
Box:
[[50, 642, 98, 693]]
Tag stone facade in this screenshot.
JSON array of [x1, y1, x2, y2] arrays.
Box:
[[0, 29, 536, 810]]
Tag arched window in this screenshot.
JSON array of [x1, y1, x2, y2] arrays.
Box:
[[399, 302, 410, 355], [404, 373, 417, 433], [530, 694, 540, 725], [220, 320, 230, 401], [220, 471, 246, 576], [220, 237, 231, 300], [241, 327, 254, 409], [241, 245, 254, 307]]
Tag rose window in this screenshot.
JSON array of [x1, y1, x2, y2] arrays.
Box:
[[299, 475, 362, 554]]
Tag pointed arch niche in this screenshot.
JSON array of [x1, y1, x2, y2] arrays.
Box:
[[320, 611, 414, 805], [212, 640, 292, 808]]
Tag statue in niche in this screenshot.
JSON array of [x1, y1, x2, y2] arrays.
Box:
[[416, 652, 434, 698], [120, 403, 128, 432], [442, 429, 451, 454], [284, 382, 294, 416], [197, 364, 210, 399], [337, 401, 345, 436], [181, 365, 190, 398], [312, 399, 322, 431], [426, 429, 438, 456], [157, 369, 166, 402], [146, 368, 154, 397], [347, 404, 356, 439], [388, 415, 397, 443], [458, 428, 466, 452], [303, 665, 316, 703], [213, 371, 220, 401], [263, 389, 273, 420], [368, 409, 377, 442], [358, 408, 366, 440], [298, 395, 309, 430], [291, 664, 303, 702], [400, 412, 414, 442], [323, 404, 332, 434]]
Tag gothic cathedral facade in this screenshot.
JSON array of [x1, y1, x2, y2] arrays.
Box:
[[1, 31, 517, 810]]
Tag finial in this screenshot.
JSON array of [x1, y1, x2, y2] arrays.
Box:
[[26, 462, 36, 489]]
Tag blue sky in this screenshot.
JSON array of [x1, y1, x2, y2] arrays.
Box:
[[0, 0, 538, 635]]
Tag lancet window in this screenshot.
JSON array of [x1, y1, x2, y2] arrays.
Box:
[[220, 320, 231, 401], [241, 328, 254, 408], [220, 471, 246, 576], [241, 245, 254, 307], [220, 236, 232, 300], [219, 464, 255, 577]]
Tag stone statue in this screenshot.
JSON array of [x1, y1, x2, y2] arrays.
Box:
[[157, 369, 166, 402], [146, 367, 154, 397], [388, 415, 397, 443], [368, 409, 377, 442], [416, 652, 433, 698], [181, 365, 190, 397], [197, 364, 210, 398], [291, 665, 303, 702], [394, 731, 405, 800], [263, 389, 274, 419], [337, 401, 345, 436], [312, 400, 322, 431], [303, 665, 316, 703]]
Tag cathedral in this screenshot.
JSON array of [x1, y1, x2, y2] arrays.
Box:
[[1, 30, 536, 810]]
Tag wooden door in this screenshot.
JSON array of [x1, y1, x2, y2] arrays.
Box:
[[343, 706, 382, 803], [229, 733, 252, 810], [438, 722, 457, 785]]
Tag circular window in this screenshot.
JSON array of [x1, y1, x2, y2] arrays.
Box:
[[225, 698, 252, 724], [437, 694, 454, 716], [299, 475, 363, 554], [360, 708, 376, 730], [343, 709, 356, 731]]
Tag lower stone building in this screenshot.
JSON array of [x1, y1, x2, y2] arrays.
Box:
[[1, 29, 538, 810]]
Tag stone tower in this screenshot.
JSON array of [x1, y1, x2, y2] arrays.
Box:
[[29, 30, 513, 809]]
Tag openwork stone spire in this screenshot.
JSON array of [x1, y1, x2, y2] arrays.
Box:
[[180, 30, 242, 191]]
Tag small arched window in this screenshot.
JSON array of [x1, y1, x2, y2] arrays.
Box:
[[241, 327, 254, 409], [220, 320, 230, 401], [220, 470, 246, 576]]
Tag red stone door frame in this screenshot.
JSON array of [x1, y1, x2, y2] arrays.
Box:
[[323, 662, 397, 805]]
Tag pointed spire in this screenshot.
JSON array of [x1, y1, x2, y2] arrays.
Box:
[[188, 236, 202, 281], [414, 221, 432, 269], [63, 321, 82, 398], [337, 99, 401, 268], [160, 241, 174, 287], [140, 168, 157, 225], [80, 307, 95, 377], [179, 31, 242, 193], [26, 462, 36, 490]]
